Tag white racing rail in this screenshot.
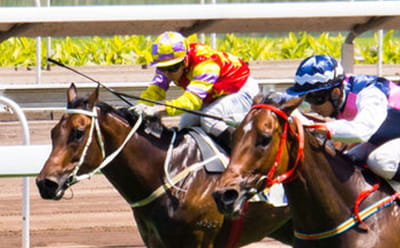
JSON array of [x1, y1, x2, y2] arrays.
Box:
[[0, 96, 51, 248]]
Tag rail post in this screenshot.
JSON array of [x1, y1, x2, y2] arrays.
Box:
[[0, 96, 31, 248]]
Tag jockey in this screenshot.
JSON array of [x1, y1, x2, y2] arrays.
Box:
[[286, 54, 400, 182], [136, 31, 260, 152]]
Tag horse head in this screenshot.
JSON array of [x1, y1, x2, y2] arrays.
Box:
[[36, 83, 125, 200], [213, 92, 303, 215]]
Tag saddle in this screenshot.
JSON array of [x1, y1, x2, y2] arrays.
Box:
[[188, 127, 228, 173]]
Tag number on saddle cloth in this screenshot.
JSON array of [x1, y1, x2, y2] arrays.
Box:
[[188, 127, 228, 173]]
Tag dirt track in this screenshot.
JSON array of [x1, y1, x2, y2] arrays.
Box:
[[0, 174, 289, 248]]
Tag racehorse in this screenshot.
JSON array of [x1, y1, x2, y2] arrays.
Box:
[[213, 92, 400, 247], [36, 84, 293, 248]]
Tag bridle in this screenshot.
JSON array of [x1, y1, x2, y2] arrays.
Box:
[[63, 107, 142, 188], [251, 104, 305, 186]]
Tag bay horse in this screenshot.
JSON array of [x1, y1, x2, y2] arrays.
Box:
[[36, 84, 293, 248], [213, 92, 400, 248]]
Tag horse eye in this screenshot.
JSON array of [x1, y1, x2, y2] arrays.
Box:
[[256, 133, 272, 148], [68, 128, 85, 143]]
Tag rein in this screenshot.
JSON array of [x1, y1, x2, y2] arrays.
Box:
[[251, 104, 304, 186], [48, 58, 238, 125]]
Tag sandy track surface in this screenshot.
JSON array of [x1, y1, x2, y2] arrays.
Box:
[[0, 176, 289, 248]]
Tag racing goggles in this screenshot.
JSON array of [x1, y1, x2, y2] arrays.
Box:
[[304, 89, 331, 105], [157, 62, 183, 73]]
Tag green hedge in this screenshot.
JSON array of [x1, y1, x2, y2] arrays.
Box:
[[0, 31, 399, 67]]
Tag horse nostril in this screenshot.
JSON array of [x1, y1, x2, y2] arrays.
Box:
[[221, 189, 239, 204], [212, 188, 240, 215], [36, 178, 60, 199]]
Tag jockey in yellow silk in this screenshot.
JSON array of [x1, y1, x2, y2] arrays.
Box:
[[136, 31, 260, 152]]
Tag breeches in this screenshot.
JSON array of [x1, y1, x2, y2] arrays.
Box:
[[367, 138, 400, 181], [179, 77, 260, 136], [348, 138, 400, 180]]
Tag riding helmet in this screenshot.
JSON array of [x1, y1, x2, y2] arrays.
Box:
[[286, 54, 344, 96], [150, 31, 189, 67]]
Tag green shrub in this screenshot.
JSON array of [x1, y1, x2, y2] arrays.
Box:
[[0, 32, 398, 67]]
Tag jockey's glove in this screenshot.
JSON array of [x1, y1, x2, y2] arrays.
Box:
[[132, 103, 166, 117]]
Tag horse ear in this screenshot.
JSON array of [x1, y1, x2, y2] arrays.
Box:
[[88, 85, 99, 108], [67, 83, 77, 104], [280, 95, 304, 115]]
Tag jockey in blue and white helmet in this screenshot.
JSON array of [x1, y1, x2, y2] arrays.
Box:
[[287, 54, 400, 183], [287, 54, 345, 117], [287, 54, 344, 95]]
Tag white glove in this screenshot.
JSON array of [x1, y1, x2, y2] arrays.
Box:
[[130, 103, 147, 114], [143, 105, 162, 116], [131, 103, 164, 117]]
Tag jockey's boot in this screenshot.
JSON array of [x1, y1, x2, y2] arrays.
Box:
[[215, 127, 235, 154]]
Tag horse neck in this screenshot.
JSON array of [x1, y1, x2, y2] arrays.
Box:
[[284, 131, 362, 230], [97, 112, 169, 204]]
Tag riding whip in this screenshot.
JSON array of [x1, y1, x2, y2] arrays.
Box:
[[47, 58, 232, 123]]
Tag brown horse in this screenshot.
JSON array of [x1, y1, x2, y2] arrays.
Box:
[[213, 92, 400, 248], [36, 84, 292, 248]]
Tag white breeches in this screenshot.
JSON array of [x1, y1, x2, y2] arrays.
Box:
[[179, 76, 260, 136], [367, 138, 400, 180]]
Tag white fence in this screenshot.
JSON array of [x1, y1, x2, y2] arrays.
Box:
[[0, 145, 51, 176], [0, 96, 52, 248]]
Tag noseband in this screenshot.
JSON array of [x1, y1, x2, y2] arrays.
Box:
[[251, 104, 304, 186]]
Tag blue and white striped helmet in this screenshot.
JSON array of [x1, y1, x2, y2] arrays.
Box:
[[286, 55, 344, 96]]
